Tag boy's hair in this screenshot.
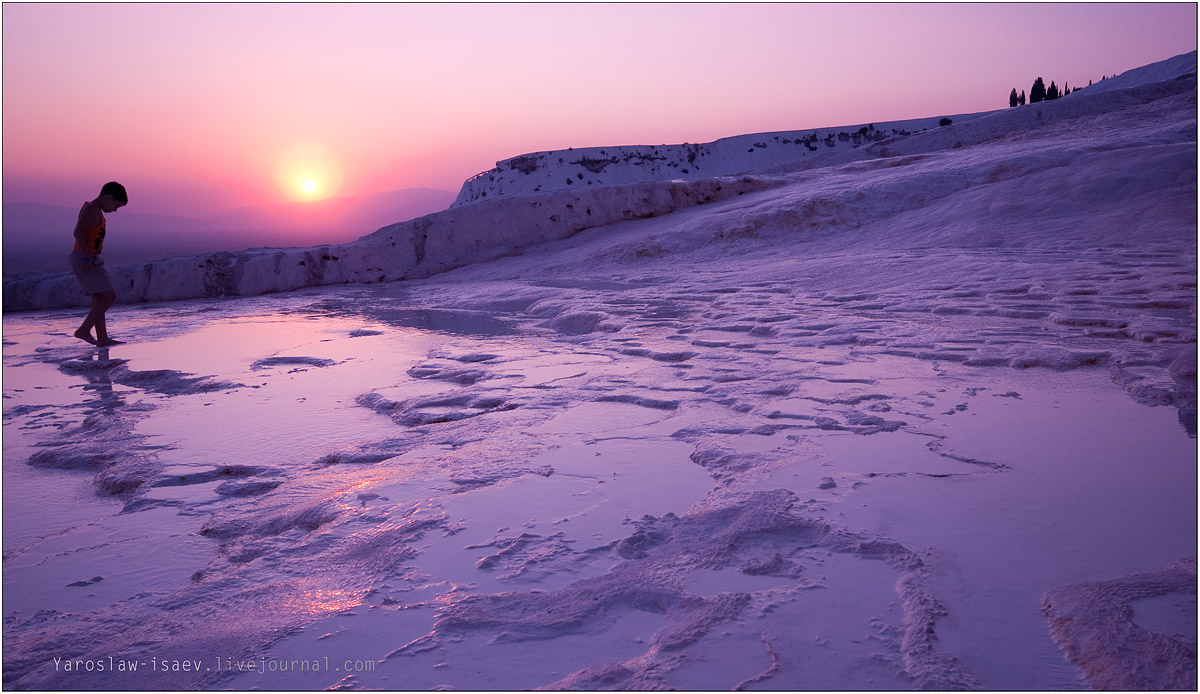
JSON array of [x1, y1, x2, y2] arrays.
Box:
[[100, 181, 128, 205]]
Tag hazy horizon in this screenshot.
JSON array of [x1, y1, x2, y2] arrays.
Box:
[[1, 186, 458, 279], [3, 2, 1195, 222]]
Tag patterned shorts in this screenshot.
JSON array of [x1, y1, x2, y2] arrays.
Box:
[[69, 251, 115, 295]]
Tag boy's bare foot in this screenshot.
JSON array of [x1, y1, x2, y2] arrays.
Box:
[[96, 338, 125, 346], [74, 329, 98, 345]]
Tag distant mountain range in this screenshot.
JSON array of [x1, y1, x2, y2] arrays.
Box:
[[2, 187, 455, 279]]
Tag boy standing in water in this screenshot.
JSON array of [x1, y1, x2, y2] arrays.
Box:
[[70, 182, 127, 346]]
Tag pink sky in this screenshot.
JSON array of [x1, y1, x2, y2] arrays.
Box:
[[3, 3, 1195, 217]]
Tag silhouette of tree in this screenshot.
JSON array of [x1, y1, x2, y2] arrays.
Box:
[[1030, 77, 1046, 103], [1019, 89, 1026, 105], [1047, 81, 1060, 100], [1009, 88, 1019, 107]]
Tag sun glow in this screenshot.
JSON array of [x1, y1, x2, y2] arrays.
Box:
[[275, 143, 343, 202]]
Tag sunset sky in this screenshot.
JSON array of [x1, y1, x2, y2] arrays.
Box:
[[3, 2, 1196, 218]]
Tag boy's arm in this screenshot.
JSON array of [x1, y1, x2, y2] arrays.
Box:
[[73, 204, 99, 264]]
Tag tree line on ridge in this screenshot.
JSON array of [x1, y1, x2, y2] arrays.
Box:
[[1008, 74, 1109, 107]]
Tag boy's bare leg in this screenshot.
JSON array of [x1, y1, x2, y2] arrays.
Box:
[[93, 290, 122, 346], [74, 293, 103, 344], [95, 325, 124, 346], [76, 290, 122, 346]]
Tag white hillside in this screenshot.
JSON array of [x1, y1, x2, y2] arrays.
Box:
[[451, 50, 1196, 208], [450, 113, 987, 207], [1077, 49, 1196, 95]]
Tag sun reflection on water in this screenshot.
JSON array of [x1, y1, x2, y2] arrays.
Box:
[[284, 588, 361, 618]]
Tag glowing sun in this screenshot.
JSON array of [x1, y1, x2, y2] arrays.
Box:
[[275, 142, 343, 202]]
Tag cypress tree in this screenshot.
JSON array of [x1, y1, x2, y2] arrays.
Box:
[[1030, 77, 1046, 103], [1009, 88, 1019, 107], [1019, 90, 1026, 105], [1047, 81, 1060, 100]]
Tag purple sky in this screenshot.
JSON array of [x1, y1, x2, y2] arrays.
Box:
[[3, 3, 1195, 217]]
